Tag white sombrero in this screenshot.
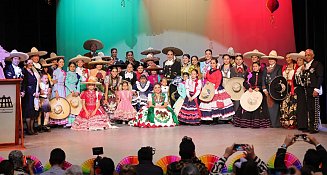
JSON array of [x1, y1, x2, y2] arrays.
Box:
[[5, 50, 28, 61], [45, 52, 64, 62], [27, 47, 47, 57], [82, 76, 101, 85], [69, 54, 92, 63], [261, 50, 284, 59], [288, 51, 305, 61], [97, 52, 111, 61], [49, 97, 71, 119], [240, 91, 263, 112], [243, 49, 266, 58], [140, 54, 160, 63], [199, 82, 215, 102], [225, 77, 245, 100], [219, 47, 241, 57], [66, 94, 82, 115], [88, 56, 110, 65], [83, 39, 104, 50], [141, 47, 161, 55]]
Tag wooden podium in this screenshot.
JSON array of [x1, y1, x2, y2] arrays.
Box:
[[0, 79, 24, 149]]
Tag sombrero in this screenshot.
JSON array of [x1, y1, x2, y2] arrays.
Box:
[[145, 65, 163, 71], [198, 55, 220, 62], [243, 49, 266, 58], [0, 45, 10, 59], [83, 39, 104, 50], [45, 52, 64, 62], [41, 63, 53, 67], [162, 47, 183, 56], [66, 94, 82, 115], [199, 82, 215, 102], [140, 54, 160, 63], [141, 47, 161, 55], [27, 47, 47, 57], [82, 76, 101, 85], [49, 97, 70, 120], [269, 76, 288, 101], [225, 77, 245, 100], [222, 77, 230, 88], [219, 47, 241, 57], [288, 51, 305, 61], [5, 50, 28, 61], [261, 50, 284, 59], [240, 91, 263, 112], [108, 62, 127, 70], [97, 52, 111, 61], [88, 56, 110, 65], [69, 54, 91, 63]]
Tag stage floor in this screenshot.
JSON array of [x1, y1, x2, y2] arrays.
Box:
[[1, 124, 327, 167]]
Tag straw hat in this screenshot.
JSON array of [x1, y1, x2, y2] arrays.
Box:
[[162, 47, 183, 56], [45, 52, 64, 62], [69, 54, 91, 63], [140, 54, 160, 63], [261, 50, 284, 59], [145, 65, 163, 71], [27, 47, 47, 57], [288, 51, 305, 60], [141, 47, 161, 55], [5, 50, 28, 61], [199, 82, 215, 102], [49, 97, 71, 119], [243, 49, 266, 58], [66, 94, 82, 115], [222, 77, 230, 88], [97, 52, 111, 61], [82, 76, 101, 85], [240, 91, 263, 112], [219, 47, 241, 57], [83, 39, 104, 50], [269, 76, 288, 101], [225, 77, 245, 100], [0, 45, 10, 59], [88, 56, 110, 65], [41, 63, 53, 67]]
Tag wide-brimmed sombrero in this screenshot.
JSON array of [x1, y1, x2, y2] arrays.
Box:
[[145, 65, 163, 71], [140, 54, 160, 63], [269, 76, 288, 101], [141, 47, 161, 55], [66, 94, 82, 115], [49, 97, 70, 120], [243, 49, 266, 59], [5, 50, 28, 61], [198, 55, 220, 62], [162, 47, 183, 56], [240, 91, 263, 112], [45, 52, 64, 62], [199, 82, 215, 102], [261, 50, 284, 60], [219, 47, 241, 57], [83, 39, 104, 50], [97, 52, 111, 61], [88, 56, 110, 65], [288, 51, 305, 61], [27, 47, 47, 57], [69, 54, 92, 63], [225, 77, 245, 100], [41, 63, 53, 67], [0, 45, 10, 59], [82, 76, 102, 85]]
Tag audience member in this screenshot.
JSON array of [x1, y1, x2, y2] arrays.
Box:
[[119, 164, 136, 175], [0, 160, 14, 175], [41, 148, 66, 175], [167, 136, 208, 175], [135, 146, 163, 175], [8, 150, 34, 175], [181, 163, 200, 175], [64, 165, 83, 175]]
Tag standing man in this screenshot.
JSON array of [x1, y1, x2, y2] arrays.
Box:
[[4, 50, 28, 79], [303, 49, 324, 133], [83, 39, 103, 59]]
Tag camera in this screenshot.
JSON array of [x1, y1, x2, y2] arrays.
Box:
[[233, 144, 246, 151], [92, 147, 104, 174], [294, 134, 307, 141]]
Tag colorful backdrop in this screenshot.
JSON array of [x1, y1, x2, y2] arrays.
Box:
[[56, 0, 295, 64]]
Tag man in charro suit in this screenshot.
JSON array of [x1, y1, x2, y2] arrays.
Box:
[[83, 39, 103, 59], [302, 49, 324, 133]]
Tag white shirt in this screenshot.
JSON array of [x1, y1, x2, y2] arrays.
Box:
[[33, 62, 41, 69], [125, 72, 134, 79], [76, 67, 88, 81], [305, 59, 322, 95], [12, 65, 22, 78], [40, 82, 50, 98], [185, 79, 201, 98]]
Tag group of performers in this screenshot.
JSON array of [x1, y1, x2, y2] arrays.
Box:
[[0, 39, 323, 134]]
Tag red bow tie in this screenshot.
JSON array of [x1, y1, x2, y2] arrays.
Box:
[[237, 67, 243, 73]]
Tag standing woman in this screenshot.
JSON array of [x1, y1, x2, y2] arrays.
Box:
[[262, 50, 283, 128], [181, 54, 191, 74], [292, 51, 307, 130], [21, 59, 40, 135], [189, 56, 202, 79], [104, 66, 122, 119], [200, 49, 218, 78], [220, 54, 232, 80], [199, 59, 235, 122], [280, 53, 298, 129]]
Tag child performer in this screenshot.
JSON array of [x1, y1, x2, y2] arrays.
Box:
[[161, 77, 169, 99], [113, 81, 137, 123], [71, 76, 117, 131], [132, 75, 153, 111], [178, 69, 202, 125], [38, 73, 52, 132], [173, 73, 189, 115]]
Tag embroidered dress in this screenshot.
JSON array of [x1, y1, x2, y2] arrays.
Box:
[[131, 93, 179, 128], [103, 75, 121, 119], [39, 82, 51, 113], [178, 78, 202, 124], [161, 85, 169, 100], [132, 81, 152, 111], [148, 74, 162, 86], [71, 90, 109, 130], [199, 69, 235, 120], [113, 90, 137, 121]]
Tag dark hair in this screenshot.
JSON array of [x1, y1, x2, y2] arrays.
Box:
[[183, 72, 190, 77], [181, 163, 200, 175], [99, 157, 115, 175], [252, 62, 260, 66], [183, 54, 190, 59], [0, 160, 14, 175], [154, 83, 161, 88], [111, 48, 118, 53], [191, 69, 198, 75], [211, 58, 218, 64], [57, 57, 65, 62], [179, 136, 195, 159], [205, 49, 212, 54], [111, 67, 118, 71], [303, 149, 321, 171], [49, 148, 66, 166], [140, 74, 147, 80], [138, 147, 154, 162], [235, 54, 243, 59], [126, 51, 133, 56], [68, 61, 76, 67], [233, 158, 259, 175], [191, 56, 198, 60], [119, 165, 136, 175], [222, 54, 231, 59]]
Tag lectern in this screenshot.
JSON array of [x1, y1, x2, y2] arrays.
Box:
[[0, 79, 24, 149]]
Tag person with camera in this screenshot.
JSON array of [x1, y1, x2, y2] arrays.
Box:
[[210, 144, 268, 175], [275, 134, 327, 175], [135, 146, 163, 175], [8, 150, 35, 175], [90, 157, 115, 175]]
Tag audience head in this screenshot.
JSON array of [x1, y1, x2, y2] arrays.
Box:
[[181, 163, 200, 175], [8, 150, 24, 169], [138, 146, 155, 162], [99, 157, 115, 175], [0, 160, 14, 175], [233, 158, 259, 175], [64, 165, 83, 175], [49, 148, 66, 166], [119, 164, 136, 175], [303, 149, 321, 172], [179, 136, 195, 159]]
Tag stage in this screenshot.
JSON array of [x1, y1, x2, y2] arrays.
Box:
[[0, 124, 327, 167]]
